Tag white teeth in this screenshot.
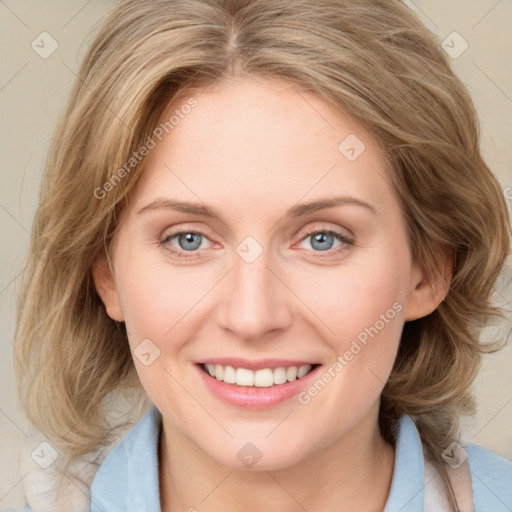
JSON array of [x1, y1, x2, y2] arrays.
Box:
[[236, 368, 254, 386], [223, 365, 236, 384], [273, 367, 287, 385], [204, 363, 315, 387], [297, 364, 311, 378], [214, 364, 224, 381], [254, 369, 274, 387], [286, 366, 297, 382]]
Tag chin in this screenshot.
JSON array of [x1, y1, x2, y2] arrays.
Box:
[[205, 439, 310, 472]]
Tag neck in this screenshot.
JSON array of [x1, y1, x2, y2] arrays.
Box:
[[159, 407, 395, 512]]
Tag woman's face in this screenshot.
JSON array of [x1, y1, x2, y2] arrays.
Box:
[[95, 76, 441, 470]]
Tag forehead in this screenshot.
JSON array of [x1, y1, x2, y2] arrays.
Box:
[[129, 76, 396, 221]]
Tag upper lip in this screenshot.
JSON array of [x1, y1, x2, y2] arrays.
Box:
[[196, 358, 320, 371]]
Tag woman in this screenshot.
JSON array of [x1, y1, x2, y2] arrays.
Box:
[[14, 0, 512, 511]]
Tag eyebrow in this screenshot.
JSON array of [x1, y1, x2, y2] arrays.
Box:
[[137, 195, 376, 218]]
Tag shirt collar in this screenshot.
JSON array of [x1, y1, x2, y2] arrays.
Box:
[[384, 415, 426, 511], [90, 405, 162, 512], [90, 406, 426, 512]]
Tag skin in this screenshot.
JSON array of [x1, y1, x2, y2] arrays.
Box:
[[93, 76, 451, 512]]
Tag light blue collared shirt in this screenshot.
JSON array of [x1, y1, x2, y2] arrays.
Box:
[[88, 406, 512, 512], [10, 405, 512, 512]]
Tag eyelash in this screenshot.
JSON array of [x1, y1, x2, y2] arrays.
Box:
[[159, 225, 354, 259]]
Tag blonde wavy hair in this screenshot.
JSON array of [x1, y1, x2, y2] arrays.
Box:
[[14, 0, 511, 508]]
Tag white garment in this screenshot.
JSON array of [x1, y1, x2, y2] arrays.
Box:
[[424, 447, 474, 512]]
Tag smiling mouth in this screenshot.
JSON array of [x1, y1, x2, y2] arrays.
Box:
[[199, 363, 320, 388]]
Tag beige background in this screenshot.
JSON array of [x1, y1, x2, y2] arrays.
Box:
[[1, 0, 511, 509]]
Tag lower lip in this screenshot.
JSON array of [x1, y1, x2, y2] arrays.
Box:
[[195, 364, 321, 408]]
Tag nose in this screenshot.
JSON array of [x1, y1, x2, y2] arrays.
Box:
[[217, 245, 293, 342]]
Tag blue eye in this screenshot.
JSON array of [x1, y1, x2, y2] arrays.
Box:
[[305, 231, 337, 251], [160, 231, 210, 258], [173, 232, 203, 251], [160, 225, 354, 259], [298, 227, 354, 257]]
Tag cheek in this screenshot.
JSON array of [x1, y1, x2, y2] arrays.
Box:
[[114, 245, 212, 342], [287, 252, 409, 401], [113, 256, 209, 408], [289, 255, 409, 341]]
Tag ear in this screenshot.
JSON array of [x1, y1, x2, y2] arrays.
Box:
[[403, 250, 454, 321], [91, 251, 125, 322]]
